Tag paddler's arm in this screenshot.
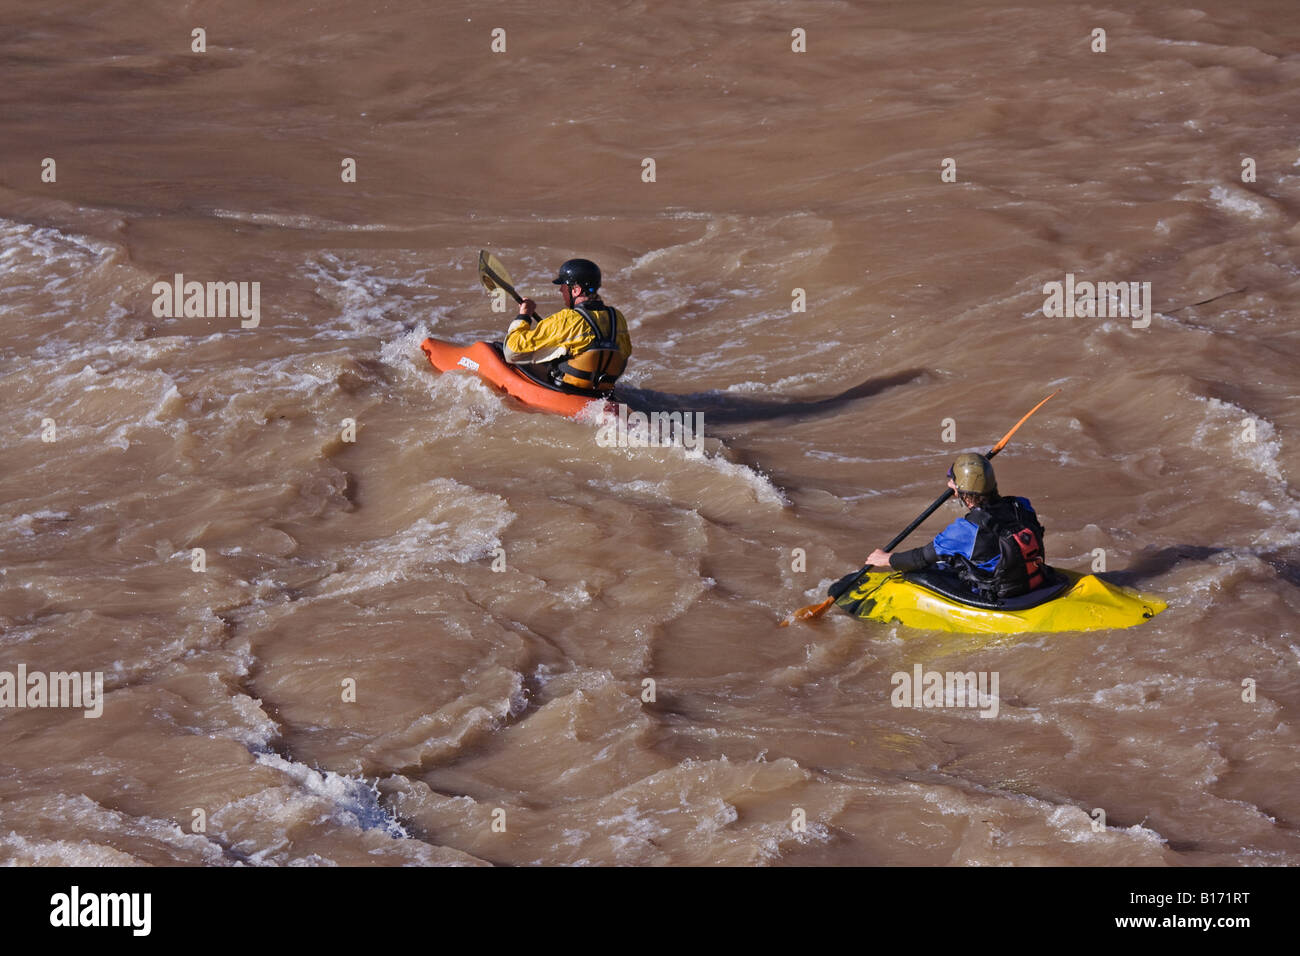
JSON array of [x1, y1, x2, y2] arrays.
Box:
[[502, 298, 536, 355], [866, 543, 937, 570], [615, 307, 633, 358], [502, 300, 569, 365]]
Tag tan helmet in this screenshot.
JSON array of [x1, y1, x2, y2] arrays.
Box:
[[949, 453, 997, 495]]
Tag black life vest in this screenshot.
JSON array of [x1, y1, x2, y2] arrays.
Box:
[[555, 302, 626, 393], [951, 498, 1046, 600]]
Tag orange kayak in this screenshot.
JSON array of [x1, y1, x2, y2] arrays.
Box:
[[419, 338, 615, 418]]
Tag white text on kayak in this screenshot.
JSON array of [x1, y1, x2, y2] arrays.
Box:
[[151, 273, 261, 328], [596, 404, 705, 455], [890, 664, 999, 718], [0, 665, 103, 718], [49, 886, 150, 936], [1041, 273, 1152, 328]]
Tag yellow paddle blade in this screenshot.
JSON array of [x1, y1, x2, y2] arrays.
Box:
[[478, 250, 516, 295]]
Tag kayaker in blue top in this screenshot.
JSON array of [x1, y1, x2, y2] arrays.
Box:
[[864, 453, 1047, 599]]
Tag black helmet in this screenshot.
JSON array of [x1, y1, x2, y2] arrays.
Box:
[[552, 258, 601, 293]]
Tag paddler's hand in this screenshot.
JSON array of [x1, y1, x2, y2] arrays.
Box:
[[866, 549, 892, 568], [517, 298, 536, 318]]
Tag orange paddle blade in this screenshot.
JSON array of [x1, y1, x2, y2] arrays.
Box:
[[779, 596, 836, 627], [988, 388, 1060, 457]]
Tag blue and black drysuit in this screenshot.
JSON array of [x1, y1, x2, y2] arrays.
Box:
[[888, 495, 1046, 598]]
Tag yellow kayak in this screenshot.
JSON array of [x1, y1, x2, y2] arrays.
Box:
[[834, 568, 1166, 634]]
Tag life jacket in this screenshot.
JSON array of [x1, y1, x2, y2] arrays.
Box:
[[555, 302, 626, 393], [951, 497, 1046, 600]]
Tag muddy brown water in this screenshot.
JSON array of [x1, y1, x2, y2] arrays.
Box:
[[1, 0, 1297, 865]]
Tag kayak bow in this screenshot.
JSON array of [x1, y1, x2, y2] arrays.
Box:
[[420, 338, 615, 418]]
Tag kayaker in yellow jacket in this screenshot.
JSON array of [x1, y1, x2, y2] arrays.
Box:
[[503, 258, 632, 394]]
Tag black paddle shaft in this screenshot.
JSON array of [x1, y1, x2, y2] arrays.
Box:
[[826, 487, 953, 599], [882, 488, 954, 552]]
